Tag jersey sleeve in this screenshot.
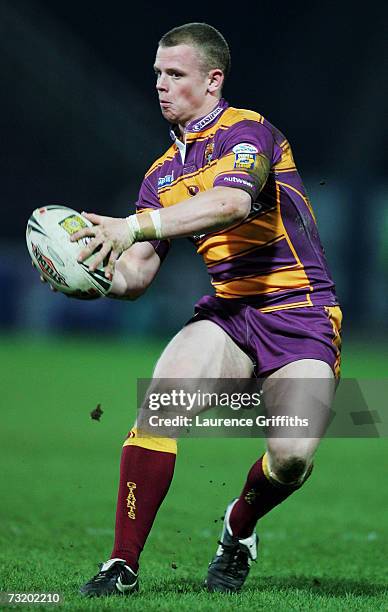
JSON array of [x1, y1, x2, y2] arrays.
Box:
[[213, 120, 274, 201], [135, 175, 171, 263]]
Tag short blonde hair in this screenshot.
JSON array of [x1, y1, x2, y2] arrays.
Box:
[[159, 22, 231, 79]]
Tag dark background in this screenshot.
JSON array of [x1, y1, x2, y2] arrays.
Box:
[[1, 1, 387, 337]]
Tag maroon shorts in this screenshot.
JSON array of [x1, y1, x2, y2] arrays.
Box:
[[189, 295, 342, 378]]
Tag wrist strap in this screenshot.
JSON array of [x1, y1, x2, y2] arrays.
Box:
[[149, 210, 163, 239], [126, 210, 163, 241], [126, 215, 142, 241]]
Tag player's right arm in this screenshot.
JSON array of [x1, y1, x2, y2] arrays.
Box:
[[107, 241, 161, 300]]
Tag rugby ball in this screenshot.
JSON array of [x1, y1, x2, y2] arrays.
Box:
[[26, 205, 112, 297]]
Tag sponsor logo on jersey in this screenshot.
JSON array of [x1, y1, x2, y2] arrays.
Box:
[[126, 481, 137, 520], [32, 243, 68, 286], [158, 171, 174, 188], [232, 143, 259, 155], [59, 214, 87, 235], [191, 105, 223, 132], [223, 176, 254, 189]]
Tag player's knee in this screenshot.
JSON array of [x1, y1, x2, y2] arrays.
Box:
[[269, 452, 310, 484]]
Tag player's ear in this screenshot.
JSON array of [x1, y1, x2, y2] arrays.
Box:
[[207, 69, 224, 94]]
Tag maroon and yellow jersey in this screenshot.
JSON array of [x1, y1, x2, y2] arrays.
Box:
[[136, 98, 338, 311]]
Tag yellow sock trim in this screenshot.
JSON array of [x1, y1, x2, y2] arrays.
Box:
[[262, 452, 272, 481], [123, 427, 177, 455]]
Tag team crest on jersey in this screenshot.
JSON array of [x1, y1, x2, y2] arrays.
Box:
[[204, 140, 215, 164], [187, 185, 199, 196], [158, 171, 174, 189], [233, 143, 258, 170], [59, 214, 87, 235], [32, 243, 68, 286]]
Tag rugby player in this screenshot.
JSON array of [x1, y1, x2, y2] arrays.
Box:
[[69, 23, 342, 595]]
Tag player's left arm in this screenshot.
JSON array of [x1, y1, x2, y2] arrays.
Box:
[[137, 185, 252, 237], [71, 122, 272, 278], [70, 185, 255, 279]]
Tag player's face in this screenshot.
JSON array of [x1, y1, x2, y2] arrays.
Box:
[[154, 44, 217, 128]]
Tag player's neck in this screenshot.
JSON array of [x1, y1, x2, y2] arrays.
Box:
[[178, 96, 222, 137]]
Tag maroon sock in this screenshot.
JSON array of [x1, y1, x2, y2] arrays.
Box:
[[229, 454, 312, 538], [110, 444, 176, 571]]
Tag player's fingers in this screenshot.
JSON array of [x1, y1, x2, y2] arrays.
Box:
[[105, 250, 119, 280], [70, 226, 96, 242], [81, 212, 102, 224], [50, 284, 58, 292], [87, 242, 112, 272], [76, 236, 103, 263]]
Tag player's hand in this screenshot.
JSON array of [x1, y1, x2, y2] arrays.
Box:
[[70, 212, 134, 280]]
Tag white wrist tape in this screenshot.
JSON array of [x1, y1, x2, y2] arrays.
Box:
[[126, 210, 163, 241], [126, 214, 142, 241], [149, 210, 163, 239]]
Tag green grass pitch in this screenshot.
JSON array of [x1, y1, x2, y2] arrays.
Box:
[[1, 335, 387, 611]]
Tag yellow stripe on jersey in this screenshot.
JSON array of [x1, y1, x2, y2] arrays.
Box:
[[212, 267, 311, 299], [184, 107, 264, 143], [206, 236, 281, 268], [158, 155, 242, 208], [198, 207, 282, 265], [324, 306, 343, 378], [158, 158, 219, 195], [144, 148, 176, 179], [259, 295, 313, 313], [273, 141, 296, 172], [157, 149, 250, 199], [275, 182, 311, 278], [225, 107, 264, 124], [278, 181, 316, 221], [185, 125, 229, 142], [195, 206, 278, 249]]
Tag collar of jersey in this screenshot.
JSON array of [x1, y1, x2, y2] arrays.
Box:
[[169, 98, 229, 143]]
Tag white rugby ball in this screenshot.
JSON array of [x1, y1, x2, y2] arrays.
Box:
[[26, 205, 112, 297]]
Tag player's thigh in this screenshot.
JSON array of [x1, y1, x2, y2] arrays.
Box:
[[153, 320, 253, 379], [263, 359, 336, 463], [136, 321, 253, 431]]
